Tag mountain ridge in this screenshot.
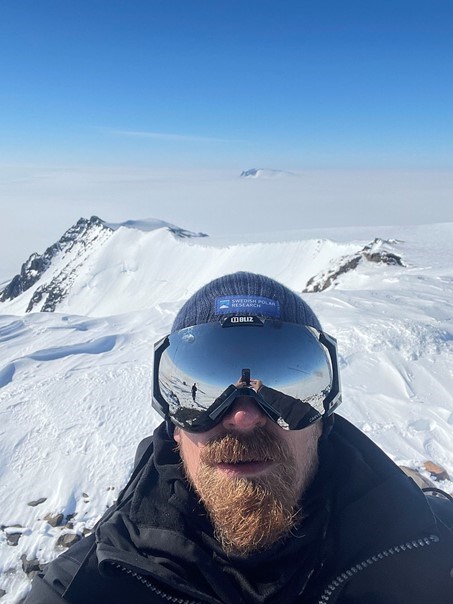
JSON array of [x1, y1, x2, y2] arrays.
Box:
[[0, 216, 409, 316], [0, 216, 208, 313]]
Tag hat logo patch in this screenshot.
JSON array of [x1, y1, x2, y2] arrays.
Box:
[[215, 296, 280, 318]]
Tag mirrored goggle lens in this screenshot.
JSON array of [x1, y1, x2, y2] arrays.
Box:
[[153, 320, 340, 431]]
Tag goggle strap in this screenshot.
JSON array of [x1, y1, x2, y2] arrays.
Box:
[[152, 335, 170, 419], [319, 331, 342, 414]]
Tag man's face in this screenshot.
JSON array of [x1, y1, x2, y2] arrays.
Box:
[[174, 396, 322, 556]]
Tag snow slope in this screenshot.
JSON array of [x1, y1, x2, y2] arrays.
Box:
[[0, 220, 452, 602]]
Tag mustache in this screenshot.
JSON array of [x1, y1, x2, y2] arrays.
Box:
[[200, 427, 290, 465]]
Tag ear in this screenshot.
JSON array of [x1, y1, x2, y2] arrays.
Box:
[[173, 426, 181, 443]]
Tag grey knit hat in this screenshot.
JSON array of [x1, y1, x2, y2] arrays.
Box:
[[172, 272, 322, 332]]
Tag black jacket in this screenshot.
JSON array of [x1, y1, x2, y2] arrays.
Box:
[[25, 416, 453, 603]]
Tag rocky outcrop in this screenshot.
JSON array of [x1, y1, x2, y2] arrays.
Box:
[[168, 226, 208, 239], [0, 217, 113, 308], [304, 238, 405, 293]]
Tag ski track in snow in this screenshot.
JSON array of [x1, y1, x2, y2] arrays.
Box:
[[0, 223, 453, 601]]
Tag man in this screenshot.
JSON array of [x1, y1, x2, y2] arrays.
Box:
[[25, 272, 453, 603]]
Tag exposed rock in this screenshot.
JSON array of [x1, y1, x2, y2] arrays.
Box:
[[305, 255, 361, 293], [0, 254, 52, 301], [56, 533, 81, 548], [26, 282, 66, 313], [0, 216, 113, 311], [17, 549, 43, 581], [0, 589, 6, 598], [21, 555, 41, 575], [6, 532, 22, 546], [27, 498, 47, 507], [363, 251, 403, 265], [168, 226, 208, 239], [423, 460, 450, 481], [43, 513, 64, 527], [4, 523, 23, 528], [304, 238, 405, 293]]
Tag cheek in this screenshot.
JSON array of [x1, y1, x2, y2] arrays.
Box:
[[177, 434, 203, 482], [285, 422, 322, 458]]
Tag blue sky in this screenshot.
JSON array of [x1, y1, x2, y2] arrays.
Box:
[[2, 0, 453, 169], [1, 1, 453, 280]]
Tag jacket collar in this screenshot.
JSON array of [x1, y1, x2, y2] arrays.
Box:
[[328, 416, 439, 568], [95, 418, 440, 602]]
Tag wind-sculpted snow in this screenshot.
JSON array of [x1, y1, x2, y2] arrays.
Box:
[[0, 221, 453, 601], [0, 335, 119, 389], [0, 363, 15, 388], [27, 336, 117, 362]]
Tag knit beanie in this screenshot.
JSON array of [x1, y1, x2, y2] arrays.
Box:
[[169, 272, 334, 437], [171, 272, 322, 332]]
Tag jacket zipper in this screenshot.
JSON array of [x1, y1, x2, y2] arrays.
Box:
[[111, 533, 440, 604], [111, 562, 203, 604], [316, 533, 440, 603]]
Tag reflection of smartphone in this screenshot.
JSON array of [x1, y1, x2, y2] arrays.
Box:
[[242, 368, 251, 386]]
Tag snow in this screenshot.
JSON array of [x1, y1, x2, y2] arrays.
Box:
[[1, 221, 453, 602]]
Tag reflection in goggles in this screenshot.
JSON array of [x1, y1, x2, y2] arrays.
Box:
[[153, 319, 341, 431]]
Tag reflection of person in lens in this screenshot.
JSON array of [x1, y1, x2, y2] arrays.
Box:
[[28, 273, 453, 604], [236, 377, 321, 429]]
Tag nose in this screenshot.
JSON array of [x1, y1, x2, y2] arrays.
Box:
[[221, 396, 267, 432]]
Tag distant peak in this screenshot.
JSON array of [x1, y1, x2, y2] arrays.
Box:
[[240, 168, 296, 179]]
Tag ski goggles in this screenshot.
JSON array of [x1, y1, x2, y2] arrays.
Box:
[[152, 316, 341, 432]]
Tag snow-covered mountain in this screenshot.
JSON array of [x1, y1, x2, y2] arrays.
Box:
[[1, 217, 404, 317], [0, 217, 208, 315], [1, 219, 452, 602], [240, 168, 295, 179]]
